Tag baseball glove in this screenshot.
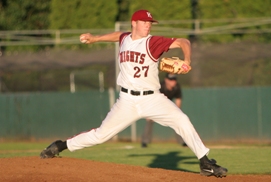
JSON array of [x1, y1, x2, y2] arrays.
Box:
[[159, 57, 191, 74]]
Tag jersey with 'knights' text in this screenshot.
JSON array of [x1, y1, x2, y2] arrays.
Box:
[[117, 32, 176, 91]]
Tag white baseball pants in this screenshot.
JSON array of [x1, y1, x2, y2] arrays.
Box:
[[67, 91, 209, 159]]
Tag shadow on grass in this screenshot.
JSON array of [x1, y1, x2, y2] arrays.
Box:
[[129, 151, 198, 173]]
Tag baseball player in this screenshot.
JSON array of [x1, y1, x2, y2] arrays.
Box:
[[141, 73, 187, 148], [40, 9, 227, 178]]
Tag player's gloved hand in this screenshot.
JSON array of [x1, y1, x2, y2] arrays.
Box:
[[159, 57, 191, 74]]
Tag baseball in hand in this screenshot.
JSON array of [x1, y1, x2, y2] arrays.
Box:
[[80, 35, 87, 43]]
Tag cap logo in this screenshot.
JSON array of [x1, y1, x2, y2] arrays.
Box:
[[131, 10, 158, 23], [146, 12, 152, 18]]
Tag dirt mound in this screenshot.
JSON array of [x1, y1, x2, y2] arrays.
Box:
[[0, 157, 270, 182]]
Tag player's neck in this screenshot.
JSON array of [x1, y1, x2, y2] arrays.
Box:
[[131, 31, 149, 40]]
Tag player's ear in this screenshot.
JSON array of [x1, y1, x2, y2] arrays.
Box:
[[131, 20, 137, 28]]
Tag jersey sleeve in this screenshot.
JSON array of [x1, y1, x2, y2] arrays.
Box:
[[149, 36, 177, 59], [119, 32, 130, 45]]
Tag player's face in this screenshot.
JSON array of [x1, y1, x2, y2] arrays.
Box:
[[133, 20, 152, 38], [165, 78, 177, 89]]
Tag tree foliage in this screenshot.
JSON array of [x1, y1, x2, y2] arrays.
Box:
[[1, 0, 50, 30], [197, 0, 271, 42], [0, 0, 8, 29], [200, 0, 271, 19], [129, 0, 191, 21], [116, 0, 130, 21], [0, 0, 270, 43], [49, 0, 118, 29]]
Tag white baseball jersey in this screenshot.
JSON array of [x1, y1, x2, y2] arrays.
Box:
[[117, 34, 160, 91]]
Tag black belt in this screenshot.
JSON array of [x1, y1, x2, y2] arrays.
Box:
[[121, 87, 154, 96]]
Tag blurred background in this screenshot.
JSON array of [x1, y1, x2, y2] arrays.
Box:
[[0, 0, 270, 143]]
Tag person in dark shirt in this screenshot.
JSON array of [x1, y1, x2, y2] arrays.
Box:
[[141, 73, 187, 148]]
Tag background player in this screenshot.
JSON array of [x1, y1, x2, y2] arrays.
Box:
[[40, 9, 227, 178], [141, 73, 187, 147]]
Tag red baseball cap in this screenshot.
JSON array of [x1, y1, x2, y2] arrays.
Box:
[[131, 10, 158, 23]]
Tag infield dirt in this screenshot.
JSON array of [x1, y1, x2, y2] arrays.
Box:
[[0, 157, 270, 182]]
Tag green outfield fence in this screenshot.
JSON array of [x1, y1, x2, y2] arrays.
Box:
[[0, 86, 270, 142]]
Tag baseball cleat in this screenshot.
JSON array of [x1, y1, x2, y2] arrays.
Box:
[[40, 140, 62, 159], [200, 159, 228, 178]]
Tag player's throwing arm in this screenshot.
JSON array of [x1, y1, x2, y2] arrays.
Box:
[[80, 32, 123, 44]]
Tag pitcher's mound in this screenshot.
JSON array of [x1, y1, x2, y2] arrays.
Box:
[[0, 157, 270, 182]]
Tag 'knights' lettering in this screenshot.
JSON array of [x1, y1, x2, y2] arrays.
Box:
[[120, 51, 146, 64]]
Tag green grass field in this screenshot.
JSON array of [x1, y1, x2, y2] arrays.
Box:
[[0, 141, 270, 175]]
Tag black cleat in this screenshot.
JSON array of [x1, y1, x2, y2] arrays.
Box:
[[200, 159, 228, 178], [40, 140, 63, 159]]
